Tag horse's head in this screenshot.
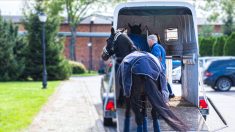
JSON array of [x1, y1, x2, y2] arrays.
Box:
[[101, 27, 136, 61], [128, 23, 142, 35]]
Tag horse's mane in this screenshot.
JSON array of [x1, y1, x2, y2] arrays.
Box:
[[118, 33, 137, 51]]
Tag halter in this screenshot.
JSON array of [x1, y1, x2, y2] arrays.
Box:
[[103, 32, 122, 56]]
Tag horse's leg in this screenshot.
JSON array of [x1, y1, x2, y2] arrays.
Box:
[[131, 75, 145, 132], [124, 97, 131, 132], [144, 77, 188, 131], [141, 94, 148, 132]]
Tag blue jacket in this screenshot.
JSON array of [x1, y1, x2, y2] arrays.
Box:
[[151, 43, 166, 73], [116, 51, 169, 102]]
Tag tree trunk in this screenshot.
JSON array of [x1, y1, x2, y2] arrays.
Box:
[[69, 26, 77, 61]]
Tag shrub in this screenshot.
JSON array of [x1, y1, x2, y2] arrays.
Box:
[[69, 61, 86, 74], [199, 37, 216, 56], [212, 36, 226, 56], [224, 32, 235, 55]]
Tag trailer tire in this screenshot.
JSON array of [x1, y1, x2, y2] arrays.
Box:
[[103, 118, 113, 126]]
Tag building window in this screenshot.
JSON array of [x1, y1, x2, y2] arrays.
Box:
[[165, 28, 178, 41]]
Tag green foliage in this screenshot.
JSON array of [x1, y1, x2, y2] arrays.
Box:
[[69, 61, 86, 74], [224, 32, 235, 56], [199, 37, 216, 56], [0, 15, 26, 81], [202, 0, 235, 35], [212, 36, 226, 56], [23, 2, 71, 80]]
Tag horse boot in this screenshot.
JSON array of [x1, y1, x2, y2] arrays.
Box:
[[143, 116, 148, 132], [137, 124, 143, 132], [124, 97, 131, 132], [153, 119, 161, 132], [124, 116, 131, 132]]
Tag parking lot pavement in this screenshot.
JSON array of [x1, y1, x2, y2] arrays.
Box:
[[28, 76, 105, 132], [204, 86, 235, 132]]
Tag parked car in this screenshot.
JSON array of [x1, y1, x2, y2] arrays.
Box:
[[172, 66, 181, 83], [199, 56, 235, 71], [203, 59, 235, 91], [172, 60, 181, 69]]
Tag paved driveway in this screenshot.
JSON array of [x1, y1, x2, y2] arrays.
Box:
[[28, 76, 105, 132]]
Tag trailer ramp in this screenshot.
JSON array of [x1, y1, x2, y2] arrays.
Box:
[[117, 97, 209, 131]]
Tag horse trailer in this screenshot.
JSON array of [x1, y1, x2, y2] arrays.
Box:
[[101, 1, 209, 131]]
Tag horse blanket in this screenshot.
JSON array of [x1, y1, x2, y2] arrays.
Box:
[[116, 51, 169, 103]]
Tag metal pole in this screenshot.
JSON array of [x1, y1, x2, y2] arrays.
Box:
[[207, 97, 228, 126], [88, 21, 93, 73], [42, 22, 47, 89]]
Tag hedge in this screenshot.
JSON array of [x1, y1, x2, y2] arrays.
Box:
[[212, 36, 226, 56], [224, 32, 235, 56]]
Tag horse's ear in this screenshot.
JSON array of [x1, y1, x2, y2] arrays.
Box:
[[128, 23, 132, 28], [139, 24, 141, 28], [111, 27, 115, 35]]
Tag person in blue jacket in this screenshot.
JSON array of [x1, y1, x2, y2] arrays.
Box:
[[147, 34, 175, 98], [147, 34, 177, 132]]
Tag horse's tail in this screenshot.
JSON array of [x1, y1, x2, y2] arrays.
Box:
[[145, 78, 189, 131]]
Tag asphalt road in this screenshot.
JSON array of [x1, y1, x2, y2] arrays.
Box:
[[87, 76, 235, 131]]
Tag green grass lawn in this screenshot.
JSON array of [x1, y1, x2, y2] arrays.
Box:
[[0, 81, 61, 132]]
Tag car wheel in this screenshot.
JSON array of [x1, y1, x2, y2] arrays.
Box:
[[103, 117, 113, 126], [216, 77, 232, 91]]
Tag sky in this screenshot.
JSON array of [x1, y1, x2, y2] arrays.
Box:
[[0, 0, 208, 18]]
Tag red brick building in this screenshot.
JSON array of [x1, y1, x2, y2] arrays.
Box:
[[60, 16, 112, 70]]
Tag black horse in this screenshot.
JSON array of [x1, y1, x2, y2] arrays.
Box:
[[128, 23, 150, 52], [102, 28, 188, 132]]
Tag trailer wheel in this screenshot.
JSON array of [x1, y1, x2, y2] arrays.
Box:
[[103, 118, 113, 126]]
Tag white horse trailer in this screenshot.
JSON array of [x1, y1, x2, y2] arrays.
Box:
[[101, 1, 209, 131]]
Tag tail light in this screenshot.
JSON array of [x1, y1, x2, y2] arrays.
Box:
[[108, 63, 112, 67], [199, 99, 208, 109], [205, 71, 213, 77], [106, 100, 115, 111]]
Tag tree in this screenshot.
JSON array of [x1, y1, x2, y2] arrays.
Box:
[[212, 36, 226, 56], [202, 0, 235, 35], [0, 15, 26, 81], [46, 0, 126, 61], [224, 32, 235, 56], [23, 1, 71, 80]]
